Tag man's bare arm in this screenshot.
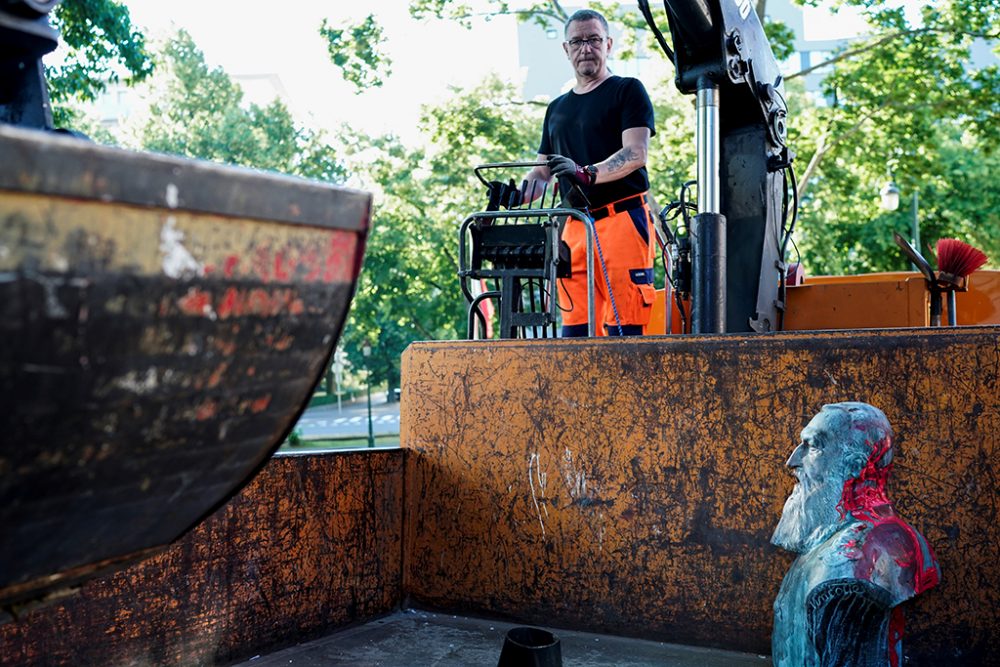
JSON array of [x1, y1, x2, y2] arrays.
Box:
[[527, 125, 649, 198], [591, 127, 650, 185], [522, 154, 553, 203]]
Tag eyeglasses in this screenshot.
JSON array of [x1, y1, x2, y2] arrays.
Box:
[[566, 36, 604, 50]]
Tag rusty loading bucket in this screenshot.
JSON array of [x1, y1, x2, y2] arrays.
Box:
[[497, 626, 562, 667], [0, 125, 371, 611]]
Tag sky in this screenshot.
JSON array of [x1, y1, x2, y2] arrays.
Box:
[[105, 2, 524, 142], [62, 1, 884, 143]]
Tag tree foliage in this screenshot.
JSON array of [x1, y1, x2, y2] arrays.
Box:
[[319, 14, 392, 92], [338, 75, 544, 386], [47, 0, 153, 126], [139, 31, 344, 183], [788, 0, 999, 273]]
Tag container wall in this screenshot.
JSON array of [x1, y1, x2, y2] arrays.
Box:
[[401, 328, 1000, 664], [0, 451, 404, 667]]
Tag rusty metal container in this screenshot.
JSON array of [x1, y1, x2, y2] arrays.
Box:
[[0, 125, 370, 609]]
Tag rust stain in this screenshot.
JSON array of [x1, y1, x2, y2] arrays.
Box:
[[213, 338, 237, 356], [400, 327, 1000, 664], [0, 453, 405, 667], [206, 362, 229, 389]]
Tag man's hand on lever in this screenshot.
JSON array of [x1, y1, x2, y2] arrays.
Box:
[[547, 154, 597, 187]]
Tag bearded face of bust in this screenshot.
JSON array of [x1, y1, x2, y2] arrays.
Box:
[[771, 403, 889, 553]]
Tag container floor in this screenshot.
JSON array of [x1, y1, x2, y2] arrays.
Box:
[[236, 609, 772, 667]]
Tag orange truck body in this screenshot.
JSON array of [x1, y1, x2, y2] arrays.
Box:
[[648, 270, 1000, 334]]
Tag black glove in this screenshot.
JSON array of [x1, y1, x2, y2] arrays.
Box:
[[547, 154, 595, 186], [486, 179, 522, 210]]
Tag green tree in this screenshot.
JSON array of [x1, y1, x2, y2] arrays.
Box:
[[787, 0, 999, 273], [320, 14, 392, 92], [139, 31, 344, 183], [338, 75, 544, 387], [47, 0, 154, 127]]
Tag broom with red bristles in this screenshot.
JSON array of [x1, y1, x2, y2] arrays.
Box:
[[934, 238, 989, 326], [892, 233, 989, 326]]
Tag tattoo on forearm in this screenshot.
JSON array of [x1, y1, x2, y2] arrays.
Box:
[[605, 147, 637, 174]]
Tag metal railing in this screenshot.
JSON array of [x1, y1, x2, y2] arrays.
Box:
[[458, 162, 598, 338]]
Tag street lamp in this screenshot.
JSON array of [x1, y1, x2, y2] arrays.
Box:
[[879, 181, 900, 212], [361, 341, 374, 448]]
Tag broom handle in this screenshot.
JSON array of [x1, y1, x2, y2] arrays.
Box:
[[930, 290, 942, 327], [947, 290, 957, 326]]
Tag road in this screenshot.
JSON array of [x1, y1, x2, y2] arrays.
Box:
[[293, 391, 401, 439]]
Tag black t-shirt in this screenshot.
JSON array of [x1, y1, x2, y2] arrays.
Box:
[[538, 75, 655, 208]]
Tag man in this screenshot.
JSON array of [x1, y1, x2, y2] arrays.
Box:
[[771, 402, 940, 667], [522, 9, 657, 337]]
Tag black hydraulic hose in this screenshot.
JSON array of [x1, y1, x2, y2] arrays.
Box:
[[638, 0, 675, 63], [468, 291, 498, 340], [776, 164, 799, 331], [675, 288, 689, 334], [781, 164, 799, 259], [527, 278, 542, 339]]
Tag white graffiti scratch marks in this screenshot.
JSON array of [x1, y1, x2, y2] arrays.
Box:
[[561, 448, 588, 501], [528, 452, 548, 538]]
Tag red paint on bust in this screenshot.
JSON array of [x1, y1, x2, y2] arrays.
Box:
[[888, 607, 905, 667], [838, 437, 892, 521], [838, 437, 941, 597]]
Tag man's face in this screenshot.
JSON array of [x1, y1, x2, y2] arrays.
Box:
[[563, 19, 611, 78], [771, 409, 853, 553]]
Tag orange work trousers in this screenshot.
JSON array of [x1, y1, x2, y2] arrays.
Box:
[[558, 194, 656, 335]]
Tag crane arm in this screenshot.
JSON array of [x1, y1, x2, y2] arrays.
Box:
[[641, 0, 795, 333]]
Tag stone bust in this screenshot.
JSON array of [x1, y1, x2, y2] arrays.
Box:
[[771, 402, 940, 667]]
